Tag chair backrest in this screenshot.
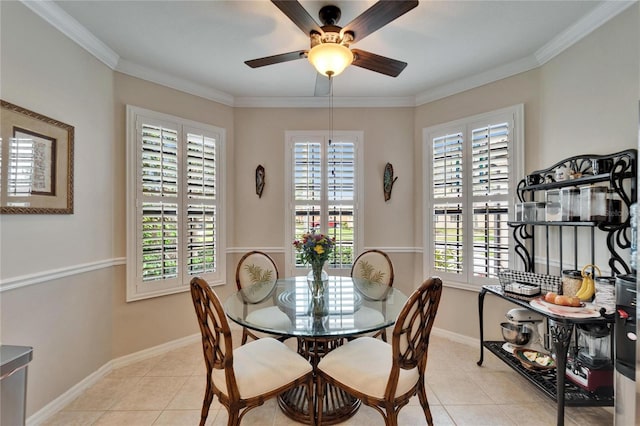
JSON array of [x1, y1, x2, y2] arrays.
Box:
[[351, 250, 394, 299], [391, 277, 442, 373], [235, 251, 279, 303], [190, 277, 240, 399]]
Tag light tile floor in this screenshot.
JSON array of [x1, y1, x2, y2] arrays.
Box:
[[42, 333, 613, 425]]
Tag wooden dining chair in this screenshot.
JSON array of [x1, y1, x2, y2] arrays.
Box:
[[235, 250, 290, 344], [190, 277, 315, 426], [316, 277, 443, 426], [351, 249, 395, 341]]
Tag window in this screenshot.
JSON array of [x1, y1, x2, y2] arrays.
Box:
[[423, 105, 523, 289], [284, 131, 363, 276], [126, 106, 225, 301]]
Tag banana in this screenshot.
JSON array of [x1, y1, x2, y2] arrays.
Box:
[[574, 280, 589, 299], [584, 283, 595, 301], [577, 277, 595, 302], [577, 264, 601, 302]]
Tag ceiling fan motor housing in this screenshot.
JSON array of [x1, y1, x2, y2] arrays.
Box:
[[319, 5, 341, 25], [310, 28, 354, 48]]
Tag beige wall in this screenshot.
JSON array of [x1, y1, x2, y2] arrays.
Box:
[[0, 2, 116, 276], [232, 107, 418, 294], [0, 2, 115, 416], [0, 1, 637, 419], [111, 73, 236, 357], [539, 4, 639, 160], [414, 4, 638, 340], [233, 107, 415, 247], [414, 69, 542, 170], [2, 270, 114, 413]]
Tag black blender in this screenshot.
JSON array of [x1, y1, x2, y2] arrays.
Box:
[[565, 323, 614, 395]]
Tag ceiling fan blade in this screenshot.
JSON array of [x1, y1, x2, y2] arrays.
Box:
[[351, 49, 407, 77], [245, 50, 307, 68], [343, 0, 419, 43], [314, 74, 331, 97], [271, 0, 322, 36]]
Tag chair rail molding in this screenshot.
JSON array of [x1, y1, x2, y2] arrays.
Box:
[[0, 258, 126, 293]]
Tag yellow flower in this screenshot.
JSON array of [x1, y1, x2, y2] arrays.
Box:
[[314, 245, 324, 255]]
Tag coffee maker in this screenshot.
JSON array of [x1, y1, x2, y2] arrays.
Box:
[[566, 323, 614, 395]]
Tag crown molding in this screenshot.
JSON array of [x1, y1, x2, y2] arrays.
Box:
[[415, 55, 540, 105], [234, 96, 416, 108], [116, 59, 235, 107], [23, 0, 634, 109], [20, 0, 119, 69], [414, 0, 634, 106], [535, 0, 636, 65]]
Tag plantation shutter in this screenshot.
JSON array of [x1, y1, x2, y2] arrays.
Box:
[[294, 141, 322, 202], [471, 123, 509, 196], [293, 140, 322, 266], [327, 142, 355, 267], [185, 132, 217, 276], [425, 105, 521, 287], [471, 122, 510, 278], [128, 106, 225, 301], [290, 134, 358, 269], [432, 132, 464, 275], [140, 123, 180, 283]]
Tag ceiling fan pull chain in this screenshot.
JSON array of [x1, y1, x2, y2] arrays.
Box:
[[329, 75, 334, 145]]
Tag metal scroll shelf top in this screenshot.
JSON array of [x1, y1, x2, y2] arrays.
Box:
[[517, 149, 637, 202]]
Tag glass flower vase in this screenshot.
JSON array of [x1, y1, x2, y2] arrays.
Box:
[[307, 263, 328, 299], [307, 262, 329, 316]]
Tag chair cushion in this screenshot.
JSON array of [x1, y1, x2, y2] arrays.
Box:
[[317, 337, 419, 399], [212, 337, 312, 399], [245, 307, 291, 332]]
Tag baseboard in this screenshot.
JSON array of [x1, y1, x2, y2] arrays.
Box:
[[26, 363, 112, 426], [26, 334, 200, 426]]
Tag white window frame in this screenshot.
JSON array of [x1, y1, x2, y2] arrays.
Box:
[[126, 105, 226, 301], [423, 104, 524, 290], [284, 130, 364, 277]]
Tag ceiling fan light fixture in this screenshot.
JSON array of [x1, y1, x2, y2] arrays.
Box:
[[307, 43, 354, 77]]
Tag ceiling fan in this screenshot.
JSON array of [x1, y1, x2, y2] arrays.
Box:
[[245, 0, 419, 95]]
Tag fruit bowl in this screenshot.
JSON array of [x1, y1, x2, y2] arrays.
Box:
[[500, 322, 531, 346]]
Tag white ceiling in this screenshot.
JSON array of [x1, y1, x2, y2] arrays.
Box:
[[33, 1, 633, 107]]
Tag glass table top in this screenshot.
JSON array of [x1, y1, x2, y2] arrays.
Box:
[[224, 276, 408, 338]]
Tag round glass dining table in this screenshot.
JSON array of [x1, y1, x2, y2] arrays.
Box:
[[224, 275, 408, 424]]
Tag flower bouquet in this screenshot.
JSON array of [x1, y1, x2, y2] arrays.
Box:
[[293, 230, 335, 308]]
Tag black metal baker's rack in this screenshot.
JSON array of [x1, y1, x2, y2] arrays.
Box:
[[509, 149, 637, 276]]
